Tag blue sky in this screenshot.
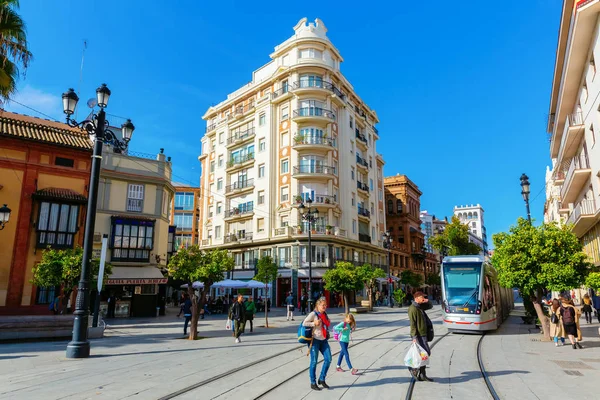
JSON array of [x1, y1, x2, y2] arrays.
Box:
[[8, 0, 563, 244]]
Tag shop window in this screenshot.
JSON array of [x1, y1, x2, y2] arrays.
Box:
[[111, 217, 154, 262], [36, 201, 80, 249], [55, 157, 74, 168]]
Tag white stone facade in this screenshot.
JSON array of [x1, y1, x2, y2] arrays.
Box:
[[454, 204, 488, 254]]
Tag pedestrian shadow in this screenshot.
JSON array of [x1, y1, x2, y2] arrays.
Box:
[[0, 355, 37, 360], [333, 376, 413, 388], [444, 370, 530, 384]]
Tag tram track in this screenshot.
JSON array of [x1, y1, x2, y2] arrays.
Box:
[[405, 332, 500, 400], [158, 310, 442, 400]]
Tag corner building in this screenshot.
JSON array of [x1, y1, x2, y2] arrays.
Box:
[[199, 18, 386, 306]]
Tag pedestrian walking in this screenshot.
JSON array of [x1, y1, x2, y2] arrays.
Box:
[[286, 292, 295, 321], [107, 292, 116, 318], [177, 293, 185, 317], [231, 294, 246, 343], [300, 292, 308, 315], [582, 294, 593, 324], [408, 291, 434, 382], [303, 297, 332, 391], [334, 314, 358, 374], [593, 292, 600, 323], [245, 296, 256, 333], [181, 293, 192, 337], [549, 299, 566, 347], [560, 297, 583, 349]]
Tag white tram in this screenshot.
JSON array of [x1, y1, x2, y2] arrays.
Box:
[[441, 255, 513, 332]]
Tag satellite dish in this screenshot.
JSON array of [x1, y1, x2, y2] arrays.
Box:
[[87, 98, 97, 108]]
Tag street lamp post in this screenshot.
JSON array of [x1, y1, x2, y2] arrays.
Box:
[[0, 204, 11, 230], [382, 229, 393, 308], [520, 173, 531, 224], [298, 198, 319, 311], [62, 85, 135, 359]]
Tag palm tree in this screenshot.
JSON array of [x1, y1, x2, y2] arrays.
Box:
[[0, 0, 31, 103]]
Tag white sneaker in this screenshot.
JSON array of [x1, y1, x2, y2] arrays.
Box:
[[235, 338, 240, 343], [555, 342, 559, 347]]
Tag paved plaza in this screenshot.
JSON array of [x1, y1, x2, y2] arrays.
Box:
[[0, 306, 598, 399]]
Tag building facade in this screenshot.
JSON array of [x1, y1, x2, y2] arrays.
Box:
[[94, 148, 175, 318], [544, 0, 600, 266], [170, 185, 201, 249], [0, 111, 92, 314], [384, 175, 438, 283], [420, 210, 435, 252], [454, 204, 488, 254], [198, 18, 387, 306]]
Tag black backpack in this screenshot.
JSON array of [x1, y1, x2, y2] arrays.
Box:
[[561, 306, 575, 325]]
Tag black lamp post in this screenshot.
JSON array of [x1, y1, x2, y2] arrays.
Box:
[[0, 204, 11, 230], [62, 85, 135, 359], [299, 198, 319, 311], [382, 229, 393, 308], [520, 173, 531, 223]]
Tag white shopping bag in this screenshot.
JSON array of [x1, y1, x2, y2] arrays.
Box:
[[226, 318, 232, 330], [404, 342, 430, 369]]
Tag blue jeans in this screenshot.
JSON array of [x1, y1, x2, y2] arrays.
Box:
[[309, 339, 332, 384], [337, 341, 353, 369], [184, 315, 191, 334], [554, 336, 565, 344]]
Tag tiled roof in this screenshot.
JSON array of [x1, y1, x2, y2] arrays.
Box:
[[0, 111, 92, 150], [32, 188, 88, 203]]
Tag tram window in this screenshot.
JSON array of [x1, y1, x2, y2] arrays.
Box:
[[483, 275, 494, 311], [443, 264, 481, 307]]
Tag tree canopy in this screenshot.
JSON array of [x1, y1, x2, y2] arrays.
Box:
[[429, 216, 481, 256], [491, 218, 590, 295], [254, 255, 278, 327], [585, 272, 600, 292], [323, 261, 364, 313], [400, 270, 424, 288]]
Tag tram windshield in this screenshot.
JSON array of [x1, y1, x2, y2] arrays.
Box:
[[443, 263, 481, 307]]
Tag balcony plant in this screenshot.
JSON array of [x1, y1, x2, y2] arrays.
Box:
[[296, 225, 303, 234], [295, 195, 303, 204], [227, 159, 234, 168], [324, 197, 331, 204], [326, 225, 333, 235], [293, 135, 303, 144]]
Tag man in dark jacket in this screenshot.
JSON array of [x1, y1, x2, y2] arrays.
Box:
[[408, 291, 434, 382], [231, 294, 246, 343], [181, 294, 193, 336]]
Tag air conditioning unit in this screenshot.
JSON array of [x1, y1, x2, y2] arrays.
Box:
[[93, 233, 102, 243]]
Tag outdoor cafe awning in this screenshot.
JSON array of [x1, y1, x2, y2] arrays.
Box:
[[106, 266, 168, 285]]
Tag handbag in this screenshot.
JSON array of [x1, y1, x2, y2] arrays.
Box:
[[551, 313, 559, 324]]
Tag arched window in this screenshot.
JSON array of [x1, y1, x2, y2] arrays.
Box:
[[397, 200, 403, 214], [468, 212, 473, 219], [473, 212, 478, 218], [387, 200, 393, 214]]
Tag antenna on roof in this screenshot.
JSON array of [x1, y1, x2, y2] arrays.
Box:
[[76, 39, 87, 120]]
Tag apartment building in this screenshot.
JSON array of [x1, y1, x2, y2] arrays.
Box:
[[170, 184, 201, 249], [384, 175, 438, 282], [198, 18, 386, 306], [93, 148, 175, 317], [545, 0, 600, 266], [454, 204, 488, 255], [420, 210, 435, 252]]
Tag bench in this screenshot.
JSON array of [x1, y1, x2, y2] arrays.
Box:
[[350, 307, 368, 314], [0, 315, 104, 341]]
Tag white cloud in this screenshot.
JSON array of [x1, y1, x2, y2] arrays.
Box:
[[5, 85, 62, 120]]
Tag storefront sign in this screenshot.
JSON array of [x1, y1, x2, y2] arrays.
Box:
[[106, 278, 168, 285], [300, 278, 322, 283]]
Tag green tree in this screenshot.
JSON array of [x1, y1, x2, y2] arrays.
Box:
[[323, 261, 363, 314], [31, 247, 112, 314], [0, 1, 32, 102], [585, 272, 600, 291], [168, 246, 232, 339], [429, 216, 481, 256], [425, 273, 441, 287], [253, 255, 278, 327], [492, 218, 591, 340], [393, 288, 406, 307], [355, 264, 386, 310], [400, 270, 424, 289]]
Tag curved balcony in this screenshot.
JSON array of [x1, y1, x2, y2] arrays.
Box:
[[292, 107, 336, 125], [561, 151, 591, 205], [291, 80, 334, 96], [225, 178, 254, 196], [293, 165, 337, 180], [355, 130, 368, 149], [293, 134, 336, 153], [358, 205, 371, 221], [356, 154, 369, 171], [291, 194, 337, 209]]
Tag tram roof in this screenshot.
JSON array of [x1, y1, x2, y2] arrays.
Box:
[[442, 255, 485, 264]]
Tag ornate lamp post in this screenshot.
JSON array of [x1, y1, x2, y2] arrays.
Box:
[[0, 204, 11, 230], [520, 173, 531, 223], [62, 85, 135, 359], [382, 229, 393, 308], [298, 198, 319, 311]]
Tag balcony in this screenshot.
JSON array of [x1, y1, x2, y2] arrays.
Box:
[[356, 154, 369, 171], [224, 232, 253, 243], [561, 151, 591, 204], [225, 178, 255, 195], [224, 205, 254, 221], [292, 107, 336, 124], [293, 134, 336, 152], [566, 199, 597, 236], [293, 225, 346, 238], [226, 127, 256, 148], [126, 198, 143, 213], [359, 233, 371, 243], [273, 226, 293, 238], [292, 194, 336, 208], [228, 104, 255, 121], [293, 165, 337, 180], [226, 153, 255, 172], [557, 112, 584, 162], [355, 130, 368, 149], [356, 181, 370, 195], [358, 205, 371, 220], [271, 86, 291, 103], [291, 80, 335, 95], [205, 123, 217, 133], [201, 238, 212, 246]]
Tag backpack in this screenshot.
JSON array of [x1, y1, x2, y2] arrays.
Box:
[[562, 306, 575, 325], [333, 322, 346, 341], [298, 323, 313, 344]]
